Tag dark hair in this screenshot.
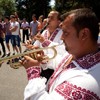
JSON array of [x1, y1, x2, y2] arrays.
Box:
[[61, 8, 99, 41], [5, 16, 10, 20], [32, 14, 36, 18], [23, 18, 26, 20]]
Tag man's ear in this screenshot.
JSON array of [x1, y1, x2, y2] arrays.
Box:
[[79, 28, 90, 41]]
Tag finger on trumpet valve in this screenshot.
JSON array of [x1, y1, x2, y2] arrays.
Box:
[[9, 57, 22, 68], [35, 53, 44, 62], [19, 57, 24, 65]]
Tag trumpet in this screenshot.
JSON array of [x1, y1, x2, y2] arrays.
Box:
[[0, 44, 61, 69], [40, 22, 49, 34]]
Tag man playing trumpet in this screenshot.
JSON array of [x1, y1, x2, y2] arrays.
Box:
[[21, 8, 100, 99], [24, 11, 66, 81]]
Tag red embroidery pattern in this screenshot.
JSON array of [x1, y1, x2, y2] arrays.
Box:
[[44, 30, 48, 40], [65, 63, 76, 69], [55, 81, 100, 100], [49, 28, 60, 41], [26, 67, 41, 80], [42, 28, 60, 47], [76, 51, 100, 69], [42, 40, 51, 47], [48, 54, 73, 91]]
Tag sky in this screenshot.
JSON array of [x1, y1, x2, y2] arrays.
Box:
[[50, 0, 55, 7]]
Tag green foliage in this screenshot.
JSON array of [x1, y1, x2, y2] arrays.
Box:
[[16, 0, 51, 21], [0, 0, 16, 18], [55, 0, 100, 21]]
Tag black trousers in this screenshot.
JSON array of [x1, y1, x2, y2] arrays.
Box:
[[40, 69, 54, 82], [0, 37, 6, 54], [22, 30, 29, 43]]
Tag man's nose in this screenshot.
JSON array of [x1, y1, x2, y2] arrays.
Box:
[[46, 18, 50, 23], [59, 22, 63, 28], [47, 18, 50, 23], [60, 31, 64, 40]]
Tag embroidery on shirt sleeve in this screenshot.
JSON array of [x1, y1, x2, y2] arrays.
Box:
[[55, 81, 100, 100], [26, 67, 41, 80]]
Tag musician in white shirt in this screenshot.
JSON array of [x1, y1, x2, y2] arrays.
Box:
[[20, 8, 100, 100]]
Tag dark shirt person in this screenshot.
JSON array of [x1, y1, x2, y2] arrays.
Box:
[[0, 21, 6, 57]]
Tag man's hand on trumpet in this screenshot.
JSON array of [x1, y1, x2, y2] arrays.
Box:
[[19, 49, 46, 69], [23, 39, 39, 50], [19, 56, 40, 69]]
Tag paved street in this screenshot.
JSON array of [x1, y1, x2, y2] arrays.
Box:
[[0, 64, 28, 100], [0, 32, 28, 100]]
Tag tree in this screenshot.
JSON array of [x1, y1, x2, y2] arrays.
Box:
[[55, 0, 100, 21], [16, 0, 51, 21], [0, 0, 17, 18]]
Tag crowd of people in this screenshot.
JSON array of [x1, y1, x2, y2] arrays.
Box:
[[0, 8, 100, 99], [0, 13, 47, 58]]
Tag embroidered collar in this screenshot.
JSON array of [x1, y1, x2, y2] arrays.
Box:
[[43, 28, 60, 40], [75, 50, 100, 69], [48, 50, 100, 92], [49, 28, 60, 41]]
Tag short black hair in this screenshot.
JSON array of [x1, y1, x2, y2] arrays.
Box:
[[5, 16, 10, 20], [61, 8, 99, 41], [32, 14, 36, 18]]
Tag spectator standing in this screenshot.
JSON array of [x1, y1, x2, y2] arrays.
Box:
[[38, 15, 44, 32], [4, 16, 12, 56], [30, 14, 39, 40], [10, 15, 22, 54], [0, 18, 6, 57], [42, 18, 48, 27], [21, 18, 29, 43]]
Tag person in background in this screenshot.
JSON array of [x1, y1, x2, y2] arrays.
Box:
[[0, 18, 6, 58], [38, 15, 44, 32], [20, 8, 100, 100], [4, 16, 12, 56], [30, 14, 39, 40], [21, 18, 29, 43], [14, 11, 21, 23], [10, 15, 22, 54], [42, 18, 48, 27]]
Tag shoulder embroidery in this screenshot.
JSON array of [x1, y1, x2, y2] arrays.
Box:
[[48, 55, 75, 91], [26, 67, 41, 80], [55, 81, 100, 100], [49, 28, 60, 41], [76, 51, 100, 69], [42, 40, 51, 47]]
